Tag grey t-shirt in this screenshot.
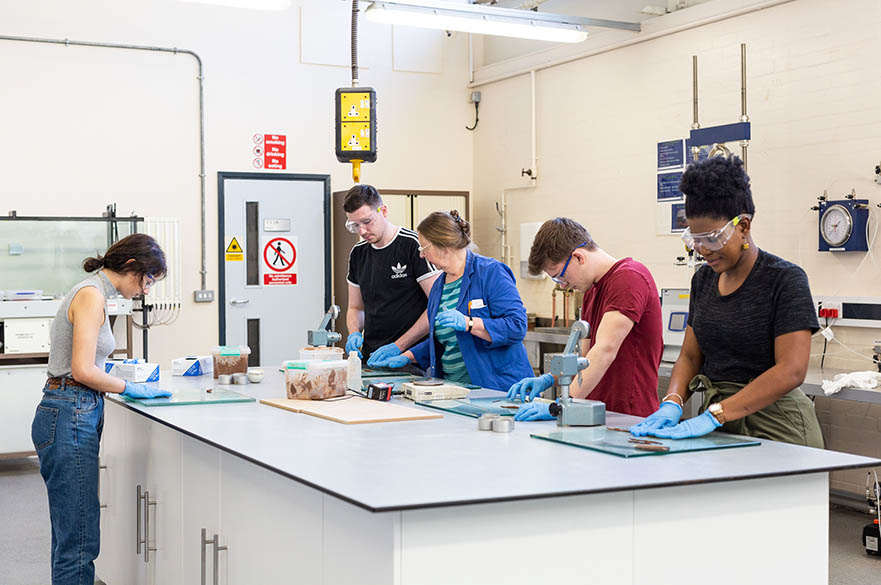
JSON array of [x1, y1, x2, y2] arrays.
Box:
[[47, 271, 119, 379], [688, 249, 819, 384]]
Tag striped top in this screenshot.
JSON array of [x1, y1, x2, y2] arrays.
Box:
[[435, 277, 471, 385]]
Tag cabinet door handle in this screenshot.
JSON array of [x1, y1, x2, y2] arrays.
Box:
[[213, 534, 228, 585], [136, 484, 144, 554], [230, 298, 250, 305], [201, 528, 216, 585], [98, 464, 108, 509], [144, 490, 157, 563]]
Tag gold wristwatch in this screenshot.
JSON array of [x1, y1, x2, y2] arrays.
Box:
[[466, 318, 474, 332], [708, 402, 726, 424]]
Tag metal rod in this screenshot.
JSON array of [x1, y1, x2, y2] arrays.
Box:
[[0, 35, 208, 291], [213, 534, 227, 585], [98, 464, 108, 509], [201, 529, 214, 585], [351, 0, 359, 86], [692, 55, 699, 130], [740, 42, 749, 171], [0, 216, 144, 222], [136, 484, 143, 554]]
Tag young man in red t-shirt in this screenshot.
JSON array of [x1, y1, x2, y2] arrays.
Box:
[[508, 217, 663, 419]]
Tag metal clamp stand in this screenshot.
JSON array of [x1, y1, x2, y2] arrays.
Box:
[[548, 320, 606, 426], [307, 304, 342, 347]]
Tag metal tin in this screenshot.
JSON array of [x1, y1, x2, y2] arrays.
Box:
[[477, 414, 500, 431], [492, 418, 514, 433], [232, 373, 249, 385], [216, 374, 232, 385]]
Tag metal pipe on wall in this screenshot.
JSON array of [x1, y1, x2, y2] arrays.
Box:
[[0, 34, 209, 291], [740, 42, 749, 171]]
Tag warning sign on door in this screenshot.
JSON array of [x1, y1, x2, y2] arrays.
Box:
[[262, 236, 297, 286], [225, 237, 243, 262]]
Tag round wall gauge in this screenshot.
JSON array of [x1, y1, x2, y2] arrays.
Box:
[[820, 204, 853, 247]]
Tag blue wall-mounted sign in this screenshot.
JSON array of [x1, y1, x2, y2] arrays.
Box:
[[658, 171, 684, 201], [657, 139, 685, 169]]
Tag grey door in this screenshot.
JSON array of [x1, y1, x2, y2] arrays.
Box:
[[218, 173, 330, 368]]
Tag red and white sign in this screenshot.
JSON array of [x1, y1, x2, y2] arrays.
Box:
[[263, 134, 286, 170], [262, 236, 297, 286]]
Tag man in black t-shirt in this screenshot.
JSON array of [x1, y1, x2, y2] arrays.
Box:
[[344, 185, 440, 364]]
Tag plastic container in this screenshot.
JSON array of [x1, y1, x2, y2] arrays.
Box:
[[298, 346, 344, 361], [211, 345, 251, 379], [285, 359, 348, 400], [347, 352, 361, 391]]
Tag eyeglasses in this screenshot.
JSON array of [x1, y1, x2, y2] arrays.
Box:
[[345, 206, 384, 233], [551, 242, 587, 284], [418, 242, 432, 253], [681, 214, 751, 252]]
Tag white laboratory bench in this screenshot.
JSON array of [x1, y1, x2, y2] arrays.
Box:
[[95, 370, 879, 585]]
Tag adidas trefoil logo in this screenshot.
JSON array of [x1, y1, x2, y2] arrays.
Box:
[[391, 263, 408, 279]]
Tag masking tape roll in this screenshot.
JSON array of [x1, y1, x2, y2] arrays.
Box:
[[478, 413, 500, 431], [492, 418, 514, 433]]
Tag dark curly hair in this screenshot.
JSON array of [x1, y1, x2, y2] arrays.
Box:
[[680, 156, 755, 220]]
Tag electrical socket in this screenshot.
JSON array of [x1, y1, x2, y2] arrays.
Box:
[[194, 290, 215, 303], [469, 91, 481, 104]]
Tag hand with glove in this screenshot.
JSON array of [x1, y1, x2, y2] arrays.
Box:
[[383, 354, 412, 369], [435, 310, 468, 332], [506, 374, 554, 403], [514, 401, 555, 421], [629, 401, 683, 436], [121, 380, 172, 400], [345, 332, 364, 359], [367, 342, 402, 367], [647, 409, 721, 439]]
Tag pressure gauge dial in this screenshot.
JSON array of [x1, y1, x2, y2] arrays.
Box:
[[820, 204, 853, 247]]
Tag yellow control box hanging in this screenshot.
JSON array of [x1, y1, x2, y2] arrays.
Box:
[[335, 87, 377, 183]]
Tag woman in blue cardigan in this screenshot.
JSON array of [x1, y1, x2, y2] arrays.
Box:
[[371, 210, 533, 391]]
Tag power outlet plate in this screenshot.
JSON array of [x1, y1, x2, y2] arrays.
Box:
[[194, 290, 215, 303]]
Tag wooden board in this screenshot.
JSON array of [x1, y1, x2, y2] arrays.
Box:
[[259, 397, 443, 424]]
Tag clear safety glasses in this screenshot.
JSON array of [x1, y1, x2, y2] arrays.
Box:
[[551, 242, 588, 284], [345, 207, 384, 233], [680, 214, 751, 252]]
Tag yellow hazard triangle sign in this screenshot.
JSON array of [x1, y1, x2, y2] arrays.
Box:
[[225, 237, 243, 261]]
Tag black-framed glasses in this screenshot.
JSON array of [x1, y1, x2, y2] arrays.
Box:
[[551, 242, 587, 284]]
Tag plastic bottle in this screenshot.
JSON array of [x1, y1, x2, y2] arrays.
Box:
[[347, 351, 362, 392]]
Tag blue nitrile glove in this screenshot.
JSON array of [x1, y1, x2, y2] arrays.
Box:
[[435, 309, 468, 332], [367, 342, 402, 367], [384, 354, 411, 369], [122, 380, 172, 400], [506, 374, 554, 403], [514, 401, 555, 421], [647, 409, 721, 439], [345, 332, 363, 358], [629, 401, 683, 436]]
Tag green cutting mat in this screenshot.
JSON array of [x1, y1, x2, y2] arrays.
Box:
[[415, 396, 520, 418], [530, 427, 760, 457], [121, 387, 255, 407]]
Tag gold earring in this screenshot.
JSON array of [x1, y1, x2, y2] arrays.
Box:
[[742, 242, 750, 250]]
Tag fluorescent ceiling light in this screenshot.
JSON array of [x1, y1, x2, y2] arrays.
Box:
[[365, 1, 640, 43], [179, 0, 291, 10]]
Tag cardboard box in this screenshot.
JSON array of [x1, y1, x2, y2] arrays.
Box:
[[172, 355, 213, 376], [110, 362, 160, 383]]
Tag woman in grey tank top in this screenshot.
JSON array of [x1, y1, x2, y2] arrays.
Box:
[[31, 233, 168, 585]]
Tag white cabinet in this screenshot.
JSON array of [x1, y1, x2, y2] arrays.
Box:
[[0, 365, 47, 454], [219, 453, 324, 585], [97, 402, 182, 585], [180, 436, 221, 585]]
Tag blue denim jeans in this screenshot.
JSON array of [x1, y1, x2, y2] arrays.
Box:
[[32, 379, 104, 585]]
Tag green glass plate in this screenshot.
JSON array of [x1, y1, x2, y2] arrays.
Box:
[[121, 387, 255, 407], [530, 427, 760, 457]]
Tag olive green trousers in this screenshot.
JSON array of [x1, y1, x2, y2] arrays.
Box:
[[689, 374, 824, 448]]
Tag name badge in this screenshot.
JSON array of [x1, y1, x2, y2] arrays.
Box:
[[469, 299, 486, 310]]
